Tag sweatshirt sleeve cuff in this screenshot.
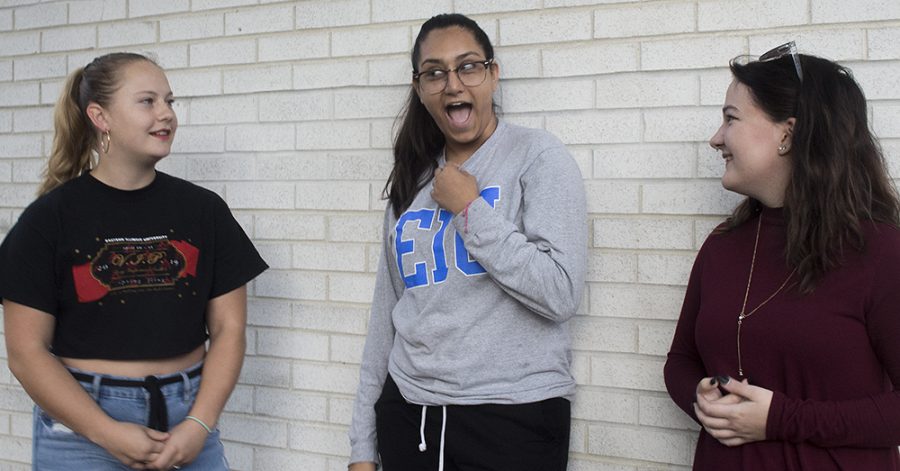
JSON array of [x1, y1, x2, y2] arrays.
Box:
[[452, 196, 493, 240], [349, 443, 379, 467]]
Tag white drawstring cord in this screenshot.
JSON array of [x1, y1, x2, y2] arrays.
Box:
[[417, 405, 447, 471], [438, 406, 446, 471], [418, 405, 428, 452]]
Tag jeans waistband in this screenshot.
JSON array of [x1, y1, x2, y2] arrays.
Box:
[[69, 363, 202, 388], [68, 362, 203, 432]]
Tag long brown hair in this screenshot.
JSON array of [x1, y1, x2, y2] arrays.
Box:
[[720, 53, 900, 292], [385, 13, 495, 218], [40, 52, 154, 195]]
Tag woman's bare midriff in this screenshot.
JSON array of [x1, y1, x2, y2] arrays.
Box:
[[60, 344, 206, 377]]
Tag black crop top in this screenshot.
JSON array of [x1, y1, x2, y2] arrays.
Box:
[[0, 172, 268, 360]]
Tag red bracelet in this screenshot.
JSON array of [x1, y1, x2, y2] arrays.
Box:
[[463, 200, 472, 234]]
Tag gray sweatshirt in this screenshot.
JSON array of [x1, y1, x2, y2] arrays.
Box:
[[348, 120, 587, 464]]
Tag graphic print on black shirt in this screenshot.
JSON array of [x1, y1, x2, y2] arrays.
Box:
[[71, 235, 199, 303]]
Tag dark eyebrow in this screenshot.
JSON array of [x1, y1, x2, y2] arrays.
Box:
[[133, 91, 174, 98], [419, 51, 483, 68]]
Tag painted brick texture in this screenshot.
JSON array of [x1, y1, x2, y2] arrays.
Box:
[[0, 2, 898, 470]]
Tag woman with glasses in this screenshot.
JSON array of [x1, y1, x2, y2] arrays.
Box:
[[348, 13, 586, 471], [665, 42, 900, 470]]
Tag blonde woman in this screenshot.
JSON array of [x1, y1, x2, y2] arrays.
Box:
[[0, 52, 267, 470]]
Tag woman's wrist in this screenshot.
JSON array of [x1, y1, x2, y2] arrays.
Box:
[[87, 415, 125, 448], [84, 414, 119, 446], [348, 462, 377, 471], [184, 415, 213, 434], [455, 196, 478, 216]]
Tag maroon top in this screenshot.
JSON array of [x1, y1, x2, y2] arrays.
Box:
[[665, 207, 900, 470]]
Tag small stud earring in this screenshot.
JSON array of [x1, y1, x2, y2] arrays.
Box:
[[778, 145, 787, 153]]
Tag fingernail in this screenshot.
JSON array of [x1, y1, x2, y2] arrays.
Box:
[[709, 377, 717, 386], [716, 375, 730, 385]]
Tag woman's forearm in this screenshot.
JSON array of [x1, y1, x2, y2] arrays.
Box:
[[4, 301, 116, 445], [185, 286, 248, 429]]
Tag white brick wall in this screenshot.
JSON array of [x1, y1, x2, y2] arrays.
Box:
[[160, 13, 224, 42], [0, 10, 11, 31], [224, 65, 293, 94], [189, 38, 256, 67], [0, 135, 40, 158], [331, 25, 410, 57], [98, 20, 156, 48], [190, 95, 259, 125], [0, 111, 11, 133], [0, 83, 39, 107], [12, 54, 65, 81], [1, 2, 898, 470], [698, 0, 809, 31], [0, 31, 39, 56], [501, 10, 593, 45], [14, 3, 66, 30], [68, 0, 127, 25], [812, 0, 900, 23], [41, 25, 94, 52], [128, 0, 190, 18], [225, 5, 295, 36], [294, 0, 370, 29], [594, 2, 695, 38], [259, 31, 329, 62]]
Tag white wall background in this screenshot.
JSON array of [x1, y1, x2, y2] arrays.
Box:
[[0, 0, 899, 469]]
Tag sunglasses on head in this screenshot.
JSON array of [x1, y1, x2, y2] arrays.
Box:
[[757, 41, 803, 83]]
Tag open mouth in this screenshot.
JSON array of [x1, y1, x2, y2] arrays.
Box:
[[445, 102, 472, 127], [150, 129, 171, 137]]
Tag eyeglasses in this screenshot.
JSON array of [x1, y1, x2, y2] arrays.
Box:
[[413, 59, 494, 95], [758, 41, 803, 83]]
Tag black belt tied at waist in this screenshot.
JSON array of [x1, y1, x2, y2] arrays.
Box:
[[71, 364, 203, 432]]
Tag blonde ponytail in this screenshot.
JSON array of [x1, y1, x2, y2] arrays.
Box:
[[39, 68, 96, 195]]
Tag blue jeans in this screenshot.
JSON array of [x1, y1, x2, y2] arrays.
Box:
[[32, 363, 228, 470]]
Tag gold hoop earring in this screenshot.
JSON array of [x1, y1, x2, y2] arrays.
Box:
[[101, 130, 111, 154]]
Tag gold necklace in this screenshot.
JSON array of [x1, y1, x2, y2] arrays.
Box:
[[736, 214, 797, 379]]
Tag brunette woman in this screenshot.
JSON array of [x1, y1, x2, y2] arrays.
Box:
[[665, 42, 900, 470], [348, 13, 586, 471]]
